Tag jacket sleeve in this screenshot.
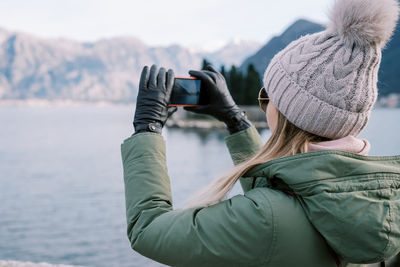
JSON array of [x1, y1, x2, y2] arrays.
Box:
[[224, 126, 264, 193], [121, 132, 273, 267]]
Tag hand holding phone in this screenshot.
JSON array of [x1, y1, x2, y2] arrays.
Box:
[[183, 65, 251, 133], [183, 65, 238, 122]]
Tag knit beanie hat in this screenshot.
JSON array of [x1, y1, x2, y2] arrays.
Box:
[[263, 0, 400, 139]]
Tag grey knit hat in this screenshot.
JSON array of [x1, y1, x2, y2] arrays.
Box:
[[263, 0, 400, 139]]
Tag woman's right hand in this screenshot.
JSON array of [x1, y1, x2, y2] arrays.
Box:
[[184, 65, 252, 134]]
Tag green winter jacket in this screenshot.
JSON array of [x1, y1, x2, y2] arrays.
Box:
[[121, 126, 400, 267]]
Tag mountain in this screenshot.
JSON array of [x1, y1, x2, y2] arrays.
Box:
[[240, 19, 324, 75], [0, 28, 262, 102], [241, 19, 400, 96], [0, 30, 203, 102]]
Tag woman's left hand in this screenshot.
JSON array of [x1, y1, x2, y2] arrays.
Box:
[[133, 64, 177, 134]]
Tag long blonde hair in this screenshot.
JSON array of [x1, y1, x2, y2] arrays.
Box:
[[183, 111, 330, 208]]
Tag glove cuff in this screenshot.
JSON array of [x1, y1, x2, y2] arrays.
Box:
[[133, 121, 162, 135], [225, 110, 252, 134]]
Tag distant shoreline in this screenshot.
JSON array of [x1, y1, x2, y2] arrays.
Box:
[[1, 99, 397, 131], [0, 99, 131, 107], [0, 99, 399, 109], [0, 260, 83, 267], [166, 119, 269, 130]]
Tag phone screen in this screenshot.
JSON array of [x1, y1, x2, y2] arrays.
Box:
[[169, 78, 203, 106]]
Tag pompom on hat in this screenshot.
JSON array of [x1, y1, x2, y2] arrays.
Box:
[[263, 0, 400, 139]]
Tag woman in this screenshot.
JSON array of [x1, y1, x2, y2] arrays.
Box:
[[121, 0, 400, 266]]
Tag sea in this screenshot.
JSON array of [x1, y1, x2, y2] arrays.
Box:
[[0, 105, 399, 267]]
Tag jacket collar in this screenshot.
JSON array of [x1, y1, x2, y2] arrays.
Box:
[[243, 150, 400, 188]]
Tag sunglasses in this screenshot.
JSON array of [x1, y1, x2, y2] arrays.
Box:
[[258, 87, 270, 113]]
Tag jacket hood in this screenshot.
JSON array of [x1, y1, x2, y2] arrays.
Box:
[[244, 150, 400, 264]]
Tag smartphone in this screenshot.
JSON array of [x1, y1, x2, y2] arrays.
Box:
[[168, 77, 205, 106]]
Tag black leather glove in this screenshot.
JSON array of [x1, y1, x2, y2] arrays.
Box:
[[133, 65, 177, 135], [184, 65, 251, 134]]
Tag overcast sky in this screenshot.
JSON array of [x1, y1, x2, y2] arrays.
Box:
[[0, 0, 333, 51]]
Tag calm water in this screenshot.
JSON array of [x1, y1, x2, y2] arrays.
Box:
[[0, 106, 399, 267]]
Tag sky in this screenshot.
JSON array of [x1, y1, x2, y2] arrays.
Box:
[[0, 0, 333, 51]]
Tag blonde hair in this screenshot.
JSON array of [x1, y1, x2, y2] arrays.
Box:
[[183, 111, 330, 209]]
